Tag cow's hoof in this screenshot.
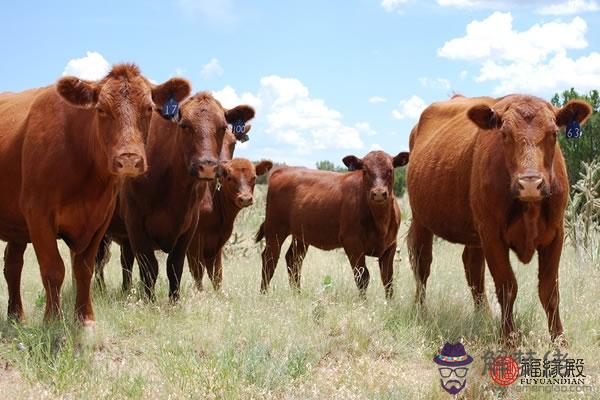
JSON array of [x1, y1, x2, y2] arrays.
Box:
[[552, 334, 569, 349]]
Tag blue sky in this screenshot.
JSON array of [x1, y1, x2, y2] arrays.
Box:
[[2, 0, 600, 166]]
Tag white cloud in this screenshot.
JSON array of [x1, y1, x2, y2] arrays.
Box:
[[438, 12, 600, 94], [201, 58, 224, 79], [215, 76, 364, 155], [369, 96, 387, 103], [356, 122, 377, 136], [392, 95, 427, 120], [381, 0, 410, 12], [538, 0, 599, 15], [212, 85, 262, 110], [62, 51, 110, 81], [419, 77, 451, 89]]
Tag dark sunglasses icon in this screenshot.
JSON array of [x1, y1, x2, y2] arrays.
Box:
[[438, 367, 469, 378]]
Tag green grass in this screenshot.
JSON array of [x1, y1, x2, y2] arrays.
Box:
[[0, 187, 599, 399]]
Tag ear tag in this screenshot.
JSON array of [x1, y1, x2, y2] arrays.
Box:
[[162, 95, 179, 120], [566, 120, 581, 139], [231, 120, 249, 143], [215, 180, 222, 192]]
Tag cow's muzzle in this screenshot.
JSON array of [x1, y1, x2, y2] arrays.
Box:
[[190, 158, 219, 180], [113, 153, 146, 176]]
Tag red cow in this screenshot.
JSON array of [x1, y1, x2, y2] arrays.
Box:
[[407, 94, 592, 342], [94, 93, 255, 300], [187, 157, 273, 290], [0, 64, 190, 324], [256, 151, 409, 298]]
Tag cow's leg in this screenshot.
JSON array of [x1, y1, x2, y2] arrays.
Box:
[[378, 243, 396, 300], [187, 237, 205, 291], [538, 229, 564, 342], [260, 233, 285, 293], [135, 247, 159, 301], [28, 223, 65, 321], [166, 230, 194, 301], [407, 219, 433, 306], [285, 237, 308, 291], [93, 235, 111, 293], [206, 249, 224, 291], [120, 241, 135, 293], [481, 233, 517, 342], [4, 242, 27, 321], [344, 248, 370, 298], [462, 246, 491, 314]]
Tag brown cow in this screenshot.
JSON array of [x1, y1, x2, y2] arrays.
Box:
[[256, 150, 409, 298], [0, 64, 191, 325], [95, 92, 256, 300], [187, 158, 273, 290], [406, 94, 592, 342]]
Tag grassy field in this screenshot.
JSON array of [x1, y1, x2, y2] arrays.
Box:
[[0, 186, 598, 399]]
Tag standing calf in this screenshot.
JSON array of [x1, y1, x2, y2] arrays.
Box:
[[187, 158, 273, 290], [256, 150, 409, 298]]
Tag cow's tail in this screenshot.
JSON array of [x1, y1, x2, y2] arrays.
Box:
[[255, 222, 265, 243]]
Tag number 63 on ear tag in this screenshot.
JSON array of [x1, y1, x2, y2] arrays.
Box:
[[566, 120, 582, 139]]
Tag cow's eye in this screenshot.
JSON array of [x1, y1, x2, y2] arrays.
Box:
[[146, 106, 154, 114], [96, 107, 107, 116], [179, 123, 191, 130]]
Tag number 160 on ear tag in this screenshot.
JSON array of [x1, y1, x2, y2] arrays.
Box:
[[232, 120, 249, 142], [566, 120, 581, 139]]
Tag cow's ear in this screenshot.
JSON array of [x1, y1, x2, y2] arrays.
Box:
[[467, 104, 502, 130], [243, 124, 252, 135], [255, 160, 273, 176], [151, 77, 191, 115], [226, 105, 255, 124], [556, 99, 593, 127], [393, 152, 409, 167], [56, 77, 98, 108], [343, 155, 363, 171]]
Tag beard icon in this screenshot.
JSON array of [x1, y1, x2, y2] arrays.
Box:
[[433, 342, 473, 395]]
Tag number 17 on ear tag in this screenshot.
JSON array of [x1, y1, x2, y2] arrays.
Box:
[[566, 120, 581, 139], [162, 96, 179, 120]]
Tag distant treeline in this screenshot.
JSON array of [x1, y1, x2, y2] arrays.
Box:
[[551, 89, 600, 189]]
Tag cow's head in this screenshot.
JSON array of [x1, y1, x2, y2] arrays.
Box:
[[343, 150, 409, 205], [219, 159, 272, 208], [220, 124, 252, 161], [468, 96, 592, 201], [56, 63, 191, 177], [175, 92, 255, 180]]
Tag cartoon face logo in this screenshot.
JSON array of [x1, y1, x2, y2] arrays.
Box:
[[433, 342, 473, 395]]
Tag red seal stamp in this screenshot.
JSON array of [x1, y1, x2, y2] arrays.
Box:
[[489, 355, 519, 386]]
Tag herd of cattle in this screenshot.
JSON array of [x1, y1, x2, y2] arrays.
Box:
[[0, 64, 593, 343]]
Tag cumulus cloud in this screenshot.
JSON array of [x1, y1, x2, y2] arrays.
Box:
[[369, 96, 387, 103], [381, 0, 410, 12], [356, 122, 377, 136], [62, 51, 110, 81], [438, 12, 600, 94], [214, 76, 365, 155], [391, 95, 427, 120], [538, 0, 599, 15], [201, 58, 224, 79]]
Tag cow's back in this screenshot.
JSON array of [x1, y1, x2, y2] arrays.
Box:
[[407, 97, 494, 244], [265, 167, 345, 250]]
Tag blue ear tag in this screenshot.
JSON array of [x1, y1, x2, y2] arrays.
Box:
[[566, 120, 581, 139], [231, 120, 249, 142], [162, 96, 179, 120]]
